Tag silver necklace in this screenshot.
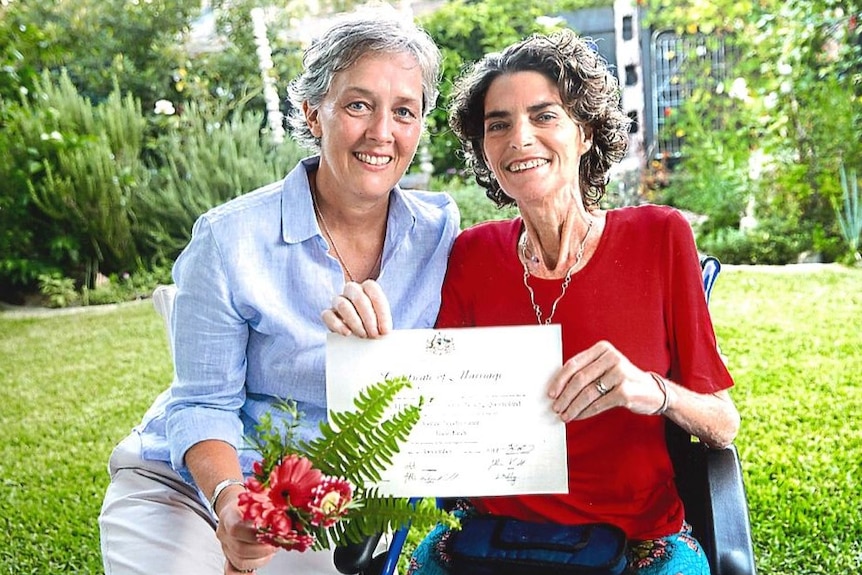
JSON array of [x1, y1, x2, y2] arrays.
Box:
[[520, 219, 593, 325], [311, 186, 382, 283]]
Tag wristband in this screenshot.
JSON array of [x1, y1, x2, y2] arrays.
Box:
[[209, 478, 245, 513], [648, 372, 670, 416]]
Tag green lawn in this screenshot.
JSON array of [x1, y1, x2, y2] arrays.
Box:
[[1, 265, 860, 574]]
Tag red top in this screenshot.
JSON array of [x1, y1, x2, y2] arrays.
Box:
[[436, 204, 733, 540]]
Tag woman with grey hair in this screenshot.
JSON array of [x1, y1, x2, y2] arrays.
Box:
[[98, 6, 458, 575]]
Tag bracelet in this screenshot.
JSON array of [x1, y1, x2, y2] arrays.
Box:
[[648, 372, 670, 416], [209, 478, 246, 513]]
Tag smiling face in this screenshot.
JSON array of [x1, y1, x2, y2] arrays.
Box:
[[305, 51, 424, 203], [481, 71, 592, 208]]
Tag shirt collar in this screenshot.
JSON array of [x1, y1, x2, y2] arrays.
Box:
[[280, 155, 417, 245]]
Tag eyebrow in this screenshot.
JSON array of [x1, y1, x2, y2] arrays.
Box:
[[343, 86, 421, 107], [484, 101, 558, 121]]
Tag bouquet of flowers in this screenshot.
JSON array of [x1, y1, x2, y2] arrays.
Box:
[[237, 376, 459, 551]]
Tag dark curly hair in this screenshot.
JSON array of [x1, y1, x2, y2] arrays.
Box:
[[448, 29, 630, 208]]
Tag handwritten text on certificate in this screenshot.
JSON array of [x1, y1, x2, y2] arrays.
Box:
[[325, 325, 568, 497]]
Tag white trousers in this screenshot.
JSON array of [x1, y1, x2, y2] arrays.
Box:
[[99, 433, 343, 575]]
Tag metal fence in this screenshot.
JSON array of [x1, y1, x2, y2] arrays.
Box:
[[650, 30, 734, 159]]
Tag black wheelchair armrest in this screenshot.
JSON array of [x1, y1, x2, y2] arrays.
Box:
[[702, 445, 757, 575], [333, 533, 382, 575]]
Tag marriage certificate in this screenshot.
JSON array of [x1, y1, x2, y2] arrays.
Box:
[[326, 325, 568, 497]]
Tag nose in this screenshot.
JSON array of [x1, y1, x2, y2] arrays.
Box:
[[510, 118, 535, 150], [366, 110, 395, 143]]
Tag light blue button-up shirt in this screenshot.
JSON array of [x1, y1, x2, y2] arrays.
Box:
[[135, 156, 459, 482]]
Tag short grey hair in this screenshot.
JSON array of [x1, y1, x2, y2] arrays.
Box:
[[286, 6, 442, 150]]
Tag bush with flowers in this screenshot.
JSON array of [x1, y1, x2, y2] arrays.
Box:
[[238, 376, 459, 552]]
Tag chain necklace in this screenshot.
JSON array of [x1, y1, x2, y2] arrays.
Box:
[[520, 219, 593, 325], [311, 184, 383, 283]]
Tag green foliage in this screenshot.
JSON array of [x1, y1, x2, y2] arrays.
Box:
[[433, 176, 519, 229], [0, 70, 147, 289], [137, 97, 303, 263], [645, 0, 862, 263], [82, 268, 173, 306], [0, 0, 201, 110], [25, 71, 147, 283], [0, 74, 303, 293], [244, 377, 458, 549], [305, 378, 422, 484], [37, 273, 79, 308], [318, 380, 460, 546], [834, 164, 861, 258], [696, 217, 808, 265]]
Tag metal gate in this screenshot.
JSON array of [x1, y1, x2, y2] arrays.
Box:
[[650, 30, 734, 159]]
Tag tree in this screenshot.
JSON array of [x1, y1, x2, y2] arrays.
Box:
[[0, 0, 201, 111]]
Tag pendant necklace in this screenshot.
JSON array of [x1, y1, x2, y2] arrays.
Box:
[[520, 219, 593, 325], [311, 185, 383, 283]]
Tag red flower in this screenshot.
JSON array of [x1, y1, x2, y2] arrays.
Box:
[[268, 454, 323, 510], [238, 477, 279, 524], [261, 527, 317, 552], [309, 477, 354, 528], [256, 509, 313, 551]]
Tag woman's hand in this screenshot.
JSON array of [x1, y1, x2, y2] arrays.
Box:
[[215, 489, 277, 574], [547, 340, 740, 448], [547, 340, 665, 421], [321, 279, 392, 339]]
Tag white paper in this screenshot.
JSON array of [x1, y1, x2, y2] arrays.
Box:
[[325, 325, 568, 497]]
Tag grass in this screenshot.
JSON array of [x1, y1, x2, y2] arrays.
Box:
[[0, 302, 172, 574], [1, 265, 860, 574]]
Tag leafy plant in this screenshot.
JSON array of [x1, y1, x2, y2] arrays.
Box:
[[137, 97, 303, 264], [244, 377, 458, 549], [434, 176, 518, 229], [37, 273, 78, 308], [835, 164, 861, 261], [644, 0, 862, 263]]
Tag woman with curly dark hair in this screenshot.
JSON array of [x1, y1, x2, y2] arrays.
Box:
[[403, 30, 740, 575]]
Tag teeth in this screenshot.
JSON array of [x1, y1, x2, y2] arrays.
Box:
[[508, 158, 548, 172], [356, 153, 392, 166]]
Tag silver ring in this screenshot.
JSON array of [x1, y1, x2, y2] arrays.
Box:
[[595, 379, 609, 396]]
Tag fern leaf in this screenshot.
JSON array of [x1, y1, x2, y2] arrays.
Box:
[[315, 494, 460, 549], [302, 377, 423, 485]]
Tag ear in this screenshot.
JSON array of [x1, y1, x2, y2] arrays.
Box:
[[303, 101, 322, 138], [580, 125, 593, 152]]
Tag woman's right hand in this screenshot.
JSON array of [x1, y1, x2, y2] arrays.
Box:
[[215, 489, 277, 574], [321, 279, 393, 339]]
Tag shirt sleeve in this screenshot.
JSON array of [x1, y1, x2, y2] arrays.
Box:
[[663, 209, 734, 394], [165, 215, 249, 473]]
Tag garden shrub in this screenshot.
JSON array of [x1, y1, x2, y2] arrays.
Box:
[[696, 216, 808, 265], [135, 98, 306, 264], [433, 176, 518, 229], [0, 71, 147, 292]]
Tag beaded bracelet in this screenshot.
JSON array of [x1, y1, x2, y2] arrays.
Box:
[[648, 372, 670, 416]]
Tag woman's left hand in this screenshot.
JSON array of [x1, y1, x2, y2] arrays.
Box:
[[321, 279, 392, 338], [547, 340, 667, 421]]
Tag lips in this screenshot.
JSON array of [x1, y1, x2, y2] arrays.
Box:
[[355, 152, 393, 166], [507, 158, 549, 172]]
